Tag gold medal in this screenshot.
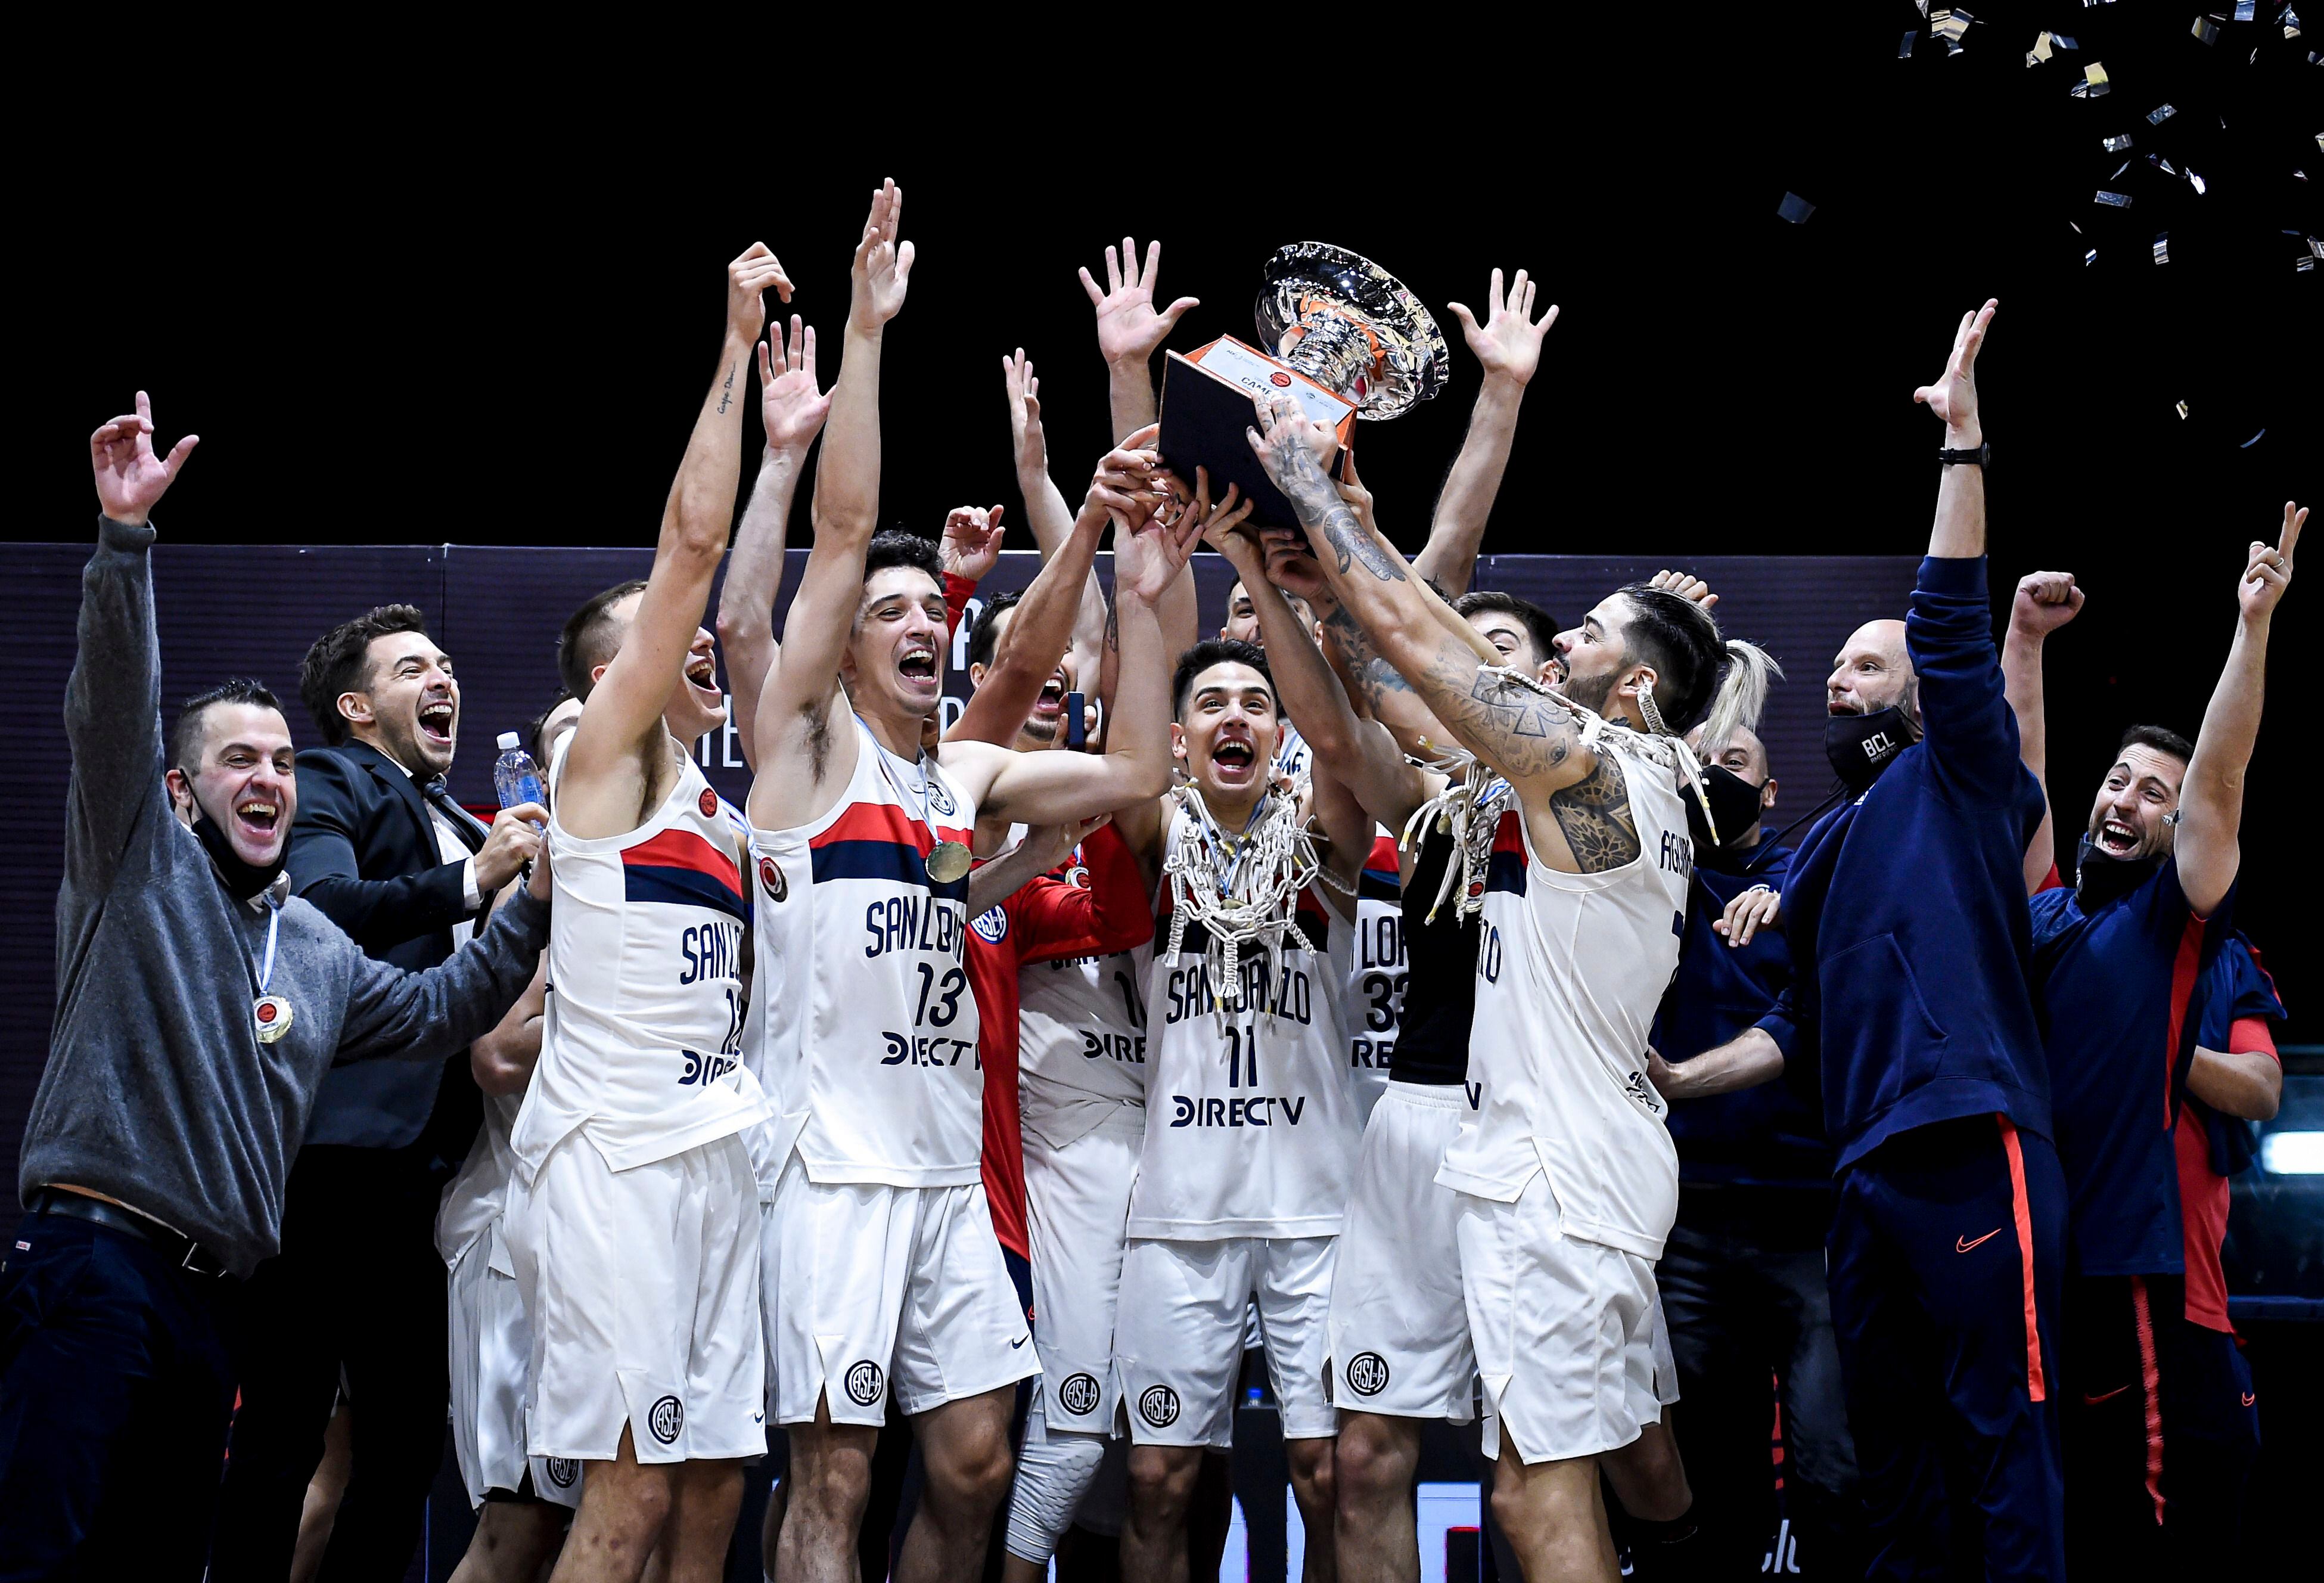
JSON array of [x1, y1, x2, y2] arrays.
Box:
[[254, 994, 294, 1044], [925, 840, 974, 884]]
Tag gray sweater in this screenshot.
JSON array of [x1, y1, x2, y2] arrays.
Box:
[[17, 516, 549, 1277]]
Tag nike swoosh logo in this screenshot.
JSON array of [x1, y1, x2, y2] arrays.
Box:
[[1011, 1336, 1029, 1349], [2242, 1392, 2256, 1407], [1956, 1228, 2004, 1253], [752, 1411, 765, 1423], [2082, 1385, 2131, 1405]]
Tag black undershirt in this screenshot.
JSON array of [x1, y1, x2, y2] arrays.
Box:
[[1388, 821, 1479, 1086]]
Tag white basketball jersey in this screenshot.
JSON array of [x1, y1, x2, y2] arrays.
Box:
[[1347, 829, 1406, 1122], [1436, 738, 1691, 1261], [514, 744, 768, 1177], [1018, 934, 1153, 1151], [437, 1090, 521, 1263], [753, 717, 983, 1188], [1125, 810, 1360, 1241]]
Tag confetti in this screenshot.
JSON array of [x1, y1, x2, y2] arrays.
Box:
[[2149, 103, 2177, 123], [2188, 167, 2208, 194], [2312, 235, 2324, 257], [2236, 1, 2256, 18], [1778, 192, 1816, 224], [2300, 256, 2317, 271], [1902, 29, 1918, 56], [2095, 190, 2134, 207], [2194, 16, 2220, 44], [2242, 430, 2267, 447], [1934, 8, 1971, 42], [2085, 247, 2101, 265], [2055, 32, 2080, 46], [2285, 6, 2302, 38], [2149, 153, 2179, 174], [2153, 232, 2171, 263], [2111, 160, 2132, 180], [2028, 29, 2055, 64], [2104, 133, 2135, 151], [2176, 401, 2191, 419], [2082, 62, 2112, 96]]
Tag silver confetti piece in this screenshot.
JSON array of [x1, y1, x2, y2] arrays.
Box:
[[2176, 401, 2189, 420], [2095, 190, 2133, 207], [1902, 29, 1917, 55], [1778, 192, 1816, 224], [2149, 103, 2177, 123], [2237, 0, 2256, 17], [2111, 160, 2131, 179], [2194, 17, 2220, 42], [2242, 430, 2267, 447], [2055, 32, 2080, 45], [2189, 169, 2208, 194], [2084, 248, 2100, 266], [2104, 134, 2134, 151], [2084, 62, 2112, 95], [2153, 233, 2171, 264]]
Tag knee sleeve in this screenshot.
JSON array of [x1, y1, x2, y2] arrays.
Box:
[[1003, 1408, 1108, 1565]]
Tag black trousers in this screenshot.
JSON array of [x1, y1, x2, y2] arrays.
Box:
[[210, 1141, 453, 1583], [0, 1210, 244, 1581], [2063, 1273, 2261, 1575], [1655, 1185, 1866, 1581]]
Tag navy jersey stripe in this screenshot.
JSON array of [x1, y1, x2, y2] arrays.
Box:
[[1359, 868, 1401, 902], [623, 863, 750, 923], [1484, 850, 1528, 897], [809, 838, 971, 902]]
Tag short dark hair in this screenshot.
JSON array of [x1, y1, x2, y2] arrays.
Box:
[[170, 678, 286, 770], [298, 604, 431, 745], [2118, 723, 2195, 765], [1454, 591, 1561, 671], [529, 690, 575, 763], [1613, 583, 1726, 732], [965, 590, 1022, 673], [865, 530, 944, 591], [558, 579, 648, 701], [1173, 638, 1273, 718]]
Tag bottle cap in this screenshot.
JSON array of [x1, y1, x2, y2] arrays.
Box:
[[497, 731, 521, 750]]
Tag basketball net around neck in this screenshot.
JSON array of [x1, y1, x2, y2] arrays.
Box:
[[1465, 663, 1720, 846], [1163, 783, 1337, 1014], [1400, 745, 1515, 926]]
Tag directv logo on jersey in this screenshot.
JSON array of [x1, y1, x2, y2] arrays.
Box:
[[1169, 1093, 1309, 1128], [1623, 1069, 1665, 1116]]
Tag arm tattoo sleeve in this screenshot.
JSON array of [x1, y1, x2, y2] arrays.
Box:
[[1271, 434, 1408, 585], [1319, 604, 1412, 710], [1547, 750, 1642, 873], [1413, 647, 1583, 780]]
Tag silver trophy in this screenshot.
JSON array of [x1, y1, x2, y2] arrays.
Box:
[[1254, 242, 1448, 420]]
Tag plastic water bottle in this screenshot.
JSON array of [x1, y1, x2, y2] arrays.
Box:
[[493, 732, 546, 830]]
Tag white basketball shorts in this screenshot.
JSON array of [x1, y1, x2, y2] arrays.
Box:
[[446, 1225, 582, 1508], [1326, 1081, 1477, 1423], [1023, 1109, 1142, 1436], [505, 1131, 765, 1466], [1456, 1171, 1674, 1464], [764, 1154, 1037, 1428], [1114, 1235, 1338, 1447]]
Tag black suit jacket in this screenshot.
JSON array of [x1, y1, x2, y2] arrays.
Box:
[[288, 740, 491, 1150]]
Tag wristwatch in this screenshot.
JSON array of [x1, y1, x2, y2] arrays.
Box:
[[1937, 442, 1990, 467]]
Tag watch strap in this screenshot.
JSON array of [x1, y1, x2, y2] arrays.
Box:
[[1937, 442, 1990, 467]]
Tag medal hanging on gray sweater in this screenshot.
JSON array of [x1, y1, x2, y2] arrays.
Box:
[[251, 898, 293, 1043]]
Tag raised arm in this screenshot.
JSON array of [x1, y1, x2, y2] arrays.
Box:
[[563, 243, 786, 830], [2001, 570, 2083, 893], [70, 392, 198, 890], [953, 493, 1214, 826], [1208, 522, 1434, 833], [749, 183, 914, 827], [1082, 237, 1198, 444], [1248, 390, 1592, 806], [2177, 504, 2301, 917], [1413, 269, 1556, 595], [1914, 299, 1994, 561], [717, 316, 831, 770], [1004, 349, 1111, 675]]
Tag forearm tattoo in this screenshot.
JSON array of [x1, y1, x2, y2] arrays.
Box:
[[1321, 604, 1412, 712], [1412, 647, 1583, 781], [718, 361, 738, 415], [1263, 424, 1408, 584], [1548, 750, 1642, 873]]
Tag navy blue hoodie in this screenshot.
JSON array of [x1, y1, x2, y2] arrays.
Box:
[[1757, 555, 2050, 1172]]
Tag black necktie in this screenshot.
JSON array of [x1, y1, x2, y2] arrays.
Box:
[[422, 776, 488, 853]]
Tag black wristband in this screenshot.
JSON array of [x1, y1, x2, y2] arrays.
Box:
[[1937, 442, 1990, 467]]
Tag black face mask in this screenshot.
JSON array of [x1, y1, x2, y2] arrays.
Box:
[[2074, 832, 2164, 910], [1824, 706, 1913, 793], [185, 787, 288, 901], [1682, 765, 1767, 857]]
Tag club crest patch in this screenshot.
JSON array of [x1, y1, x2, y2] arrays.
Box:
[[846, 1359, 886, 1407], [971, 906, 1009, 943], [1138, 1384, 1181, 1428], [648, 1395, 683, 1445], [759, 855, 788, 901], [1058, 1373, 1103, 1417], [698, 789, 720, 818], [1345, 1352, 1391, 1396], [544, 1457, 580, 1488]]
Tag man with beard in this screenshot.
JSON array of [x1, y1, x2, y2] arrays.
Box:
[[210, 605, 551, 1581], [1999, 507, 2300, 1570], [1, 393, 551, 1580], [1660, 302, 2071, 1580]]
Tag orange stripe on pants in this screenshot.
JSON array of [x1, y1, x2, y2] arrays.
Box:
[[1997, 1116, 2047, 1402]]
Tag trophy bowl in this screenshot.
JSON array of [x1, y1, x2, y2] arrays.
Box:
[[1256, 242, 1449, 421]]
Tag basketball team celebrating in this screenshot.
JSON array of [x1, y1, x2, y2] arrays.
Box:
[[15, 179, 2301, 1583]]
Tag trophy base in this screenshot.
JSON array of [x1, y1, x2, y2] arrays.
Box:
[[1158, 337, 1352, 532]]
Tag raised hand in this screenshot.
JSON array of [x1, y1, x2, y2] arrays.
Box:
[[1080, 237, 1200, 365], [1003, 347, 1047, 476], [759, 315, 831, 454], [850, 178, 915, 333], [1444, 268, 1559, 389], [2010, 570, 2084, 640], [1086, 427, 1168, 530], [1913, 299, 1997, 442], [1113, 483, 1213, 605], [90, 392, 198, 527], [1647, 569, 1719, 611], [1260, 530, 1331, 606], [2239, 502, 2303, 624], [941, 504, 1007, 583], [728, 241, 793, 344], [1246, 389, 1344, 523]]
